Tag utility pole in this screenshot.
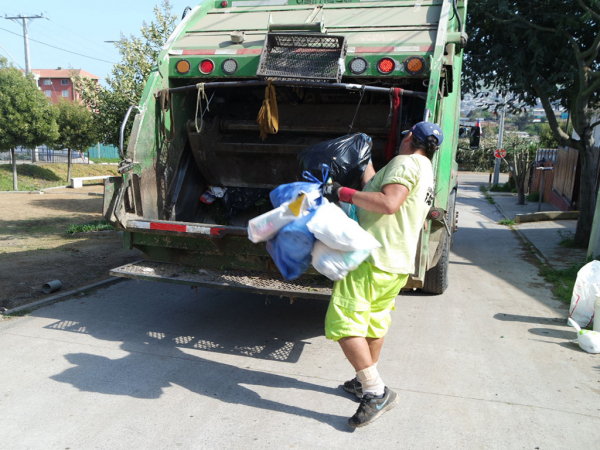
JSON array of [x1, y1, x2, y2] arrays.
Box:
[[5, 14, 44, 163], [4, 14, 44, 73], [493, 94, 508, 186]]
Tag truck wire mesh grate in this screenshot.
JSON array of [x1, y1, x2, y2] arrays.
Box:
[[257, 33, 347, 83]]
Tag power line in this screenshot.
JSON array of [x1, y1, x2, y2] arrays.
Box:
[[4, 14, 44, 72], [0, 42, 23, 69], [33, 22, 115, 62], [0, 26, 116, 64], [45, 17, 116, 58]]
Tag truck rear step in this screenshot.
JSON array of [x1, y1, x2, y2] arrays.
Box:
[[110, 261, 333, 300]]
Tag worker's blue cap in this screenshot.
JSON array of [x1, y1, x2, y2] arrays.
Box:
[[402, 122, 444, 147]]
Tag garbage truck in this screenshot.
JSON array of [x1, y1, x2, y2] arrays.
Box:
[[105, 0, 468, 297]]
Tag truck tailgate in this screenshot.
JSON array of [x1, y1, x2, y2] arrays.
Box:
[[110, 260, 333, 300]]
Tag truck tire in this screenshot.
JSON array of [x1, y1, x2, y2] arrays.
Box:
[[422, 189, 456, 295]]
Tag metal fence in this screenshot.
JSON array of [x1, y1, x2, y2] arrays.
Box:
[[0, 144, 119, 164]]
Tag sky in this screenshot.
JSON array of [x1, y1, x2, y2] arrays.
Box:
[[0, 0, 195, 84]]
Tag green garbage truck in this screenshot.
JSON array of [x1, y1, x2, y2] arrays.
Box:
[[105, 0, 468, 296]]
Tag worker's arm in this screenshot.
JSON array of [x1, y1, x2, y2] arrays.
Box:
[[362, 163, 376, 188], [351, 183, 409, 215]]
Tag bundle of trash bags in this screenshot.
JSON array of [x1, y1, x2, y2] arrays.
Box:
[[298, 133, 372, 189], [248, 164, 381, 281]]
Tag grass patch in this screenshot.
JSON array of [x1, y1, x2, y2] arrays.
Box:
[[3, 308, 32, 317], [479, 185, 496, 204], [540, 262, 587, 303], [0, 163, 119, 191], [499, 219, 516, 226], [489, 183, 512, 192], [89, 157, 120, 164], [557, 230, 588, 249], [66, 219, 113, 234]]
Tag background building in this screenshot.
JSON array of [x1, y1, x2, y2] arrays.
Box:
[[29, 68, 99, 104]]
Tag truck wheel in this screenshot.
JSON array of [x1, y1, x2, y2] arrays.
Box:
[[422, 189, 456, 295]]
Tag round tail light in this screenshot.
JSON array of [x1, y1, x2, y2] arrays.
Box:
[[377, 57, 395, 74], [221, 58, 238, 75], [404, 56, 426, 75], [348, 57, 368, 75], [199, 59, 215, 74], [175, 59, 191, 74]]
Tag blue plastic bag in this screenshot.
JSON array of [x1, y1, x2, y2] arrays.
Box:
[[269, 182, 319, 208], [266, 211, 316, 280], [340, 202, 358, 223], [269, 164, 329, 208]]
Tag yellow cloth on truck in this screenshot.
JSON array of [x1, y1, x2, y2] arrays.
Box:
[[257, 80, 279, 140]]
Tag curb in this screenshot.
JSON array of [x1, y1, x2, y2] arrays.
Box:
[[493, 202, 552, 268], [41, 185, 71, 191], [1, 277, 125, 317], [0, 190, 44, 194], [515, 211, 579, 223]]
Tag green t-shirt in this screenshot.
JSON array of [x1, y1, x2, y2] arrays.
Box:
[[356, 154, 434, 274]]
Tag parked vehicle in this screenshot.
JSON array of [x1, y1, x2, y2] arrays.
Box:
[[105, 0, 468, 296]]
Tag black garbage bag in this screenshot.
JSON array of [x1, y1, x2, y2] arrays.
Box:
[[222, 187, 270, 218], [298, 133, 372, 189]]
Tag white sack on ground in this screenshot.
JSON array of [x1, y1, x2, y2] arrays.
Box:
[[569, 260, 600, 328]]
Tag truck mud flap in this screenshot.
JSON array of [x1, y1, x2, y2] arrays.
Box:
[[110, 260, 333, 300]]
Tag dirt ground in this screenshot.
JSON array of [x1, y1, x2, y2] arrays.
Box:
[[0, 185, 140, 310]]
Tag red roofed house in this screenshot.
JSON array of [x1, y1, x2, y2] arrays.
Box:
[[30, 68, 100, 104]]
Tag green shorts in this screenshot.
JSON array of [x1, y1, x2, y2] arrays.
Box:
[[325, 262, 409, 341]]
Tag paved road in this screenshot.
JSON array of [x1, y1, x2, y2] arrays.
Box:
[[1, 174, 598, 449]]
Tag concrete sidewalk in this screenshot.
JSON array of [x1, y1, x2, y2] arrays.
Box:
[[489, 191, 586, 270], [1, 171, 599, 449]]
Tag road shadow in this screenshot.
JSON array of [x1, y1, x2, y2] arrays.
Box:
[[493, 313, 566, 325], [35, 284, 354, 431], [28, 197, 103, 214], [0, 216, 88, 238]]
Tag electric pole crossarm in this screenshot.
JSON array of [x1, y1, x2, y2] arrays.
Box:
[[4, 14, 44, 73]]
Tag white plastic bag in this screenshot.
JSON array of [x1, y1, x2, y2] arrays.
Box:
[[568, 318, 600, 354], [568, 261, 600, 328], [247, 203, 297, 243], [307, 202, 381, 252], [248, 190, 321, 244], [311, 241, 370, 281]]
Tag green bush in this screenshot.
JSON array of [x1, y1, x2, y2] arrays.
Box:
[[66, 220, 113, 234], [526, 191, 540, 202], [489, 182, 512, 192]]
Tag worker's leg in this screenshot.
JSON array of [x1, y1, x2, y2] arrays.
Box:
[[366, 337, 384, 364], [338, 336, 373, 371]]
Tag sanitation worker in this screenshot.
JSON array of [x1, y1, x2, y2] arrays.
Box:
[[322, 121, 442, 428]]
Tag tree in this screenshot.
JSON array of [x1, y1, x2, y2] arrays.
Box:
[[457, 135, 501, 172], [0, 58, 59, 190], [468, 108, 493, 120], [502, 136, 537, 205], [465, 1, 600, 245], [53, 100, 98, 182], [539, 124, 560, 148], [74, 1, 178, 147], [511, 112, 533, 131]]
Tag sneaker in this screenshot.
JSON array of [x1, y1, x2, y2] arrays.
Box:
[[347, 386, 400, 428], [342, 377, 363, 398]]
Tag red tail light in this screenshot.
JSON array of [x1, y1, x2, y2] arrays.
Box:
[[199, 59, 214, 74], [377, 57, 395, 74]]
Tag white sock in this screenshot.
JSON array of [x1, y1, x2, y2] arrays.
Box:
[[353, 361, 377, 383], [357, 365, 385, 397]]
